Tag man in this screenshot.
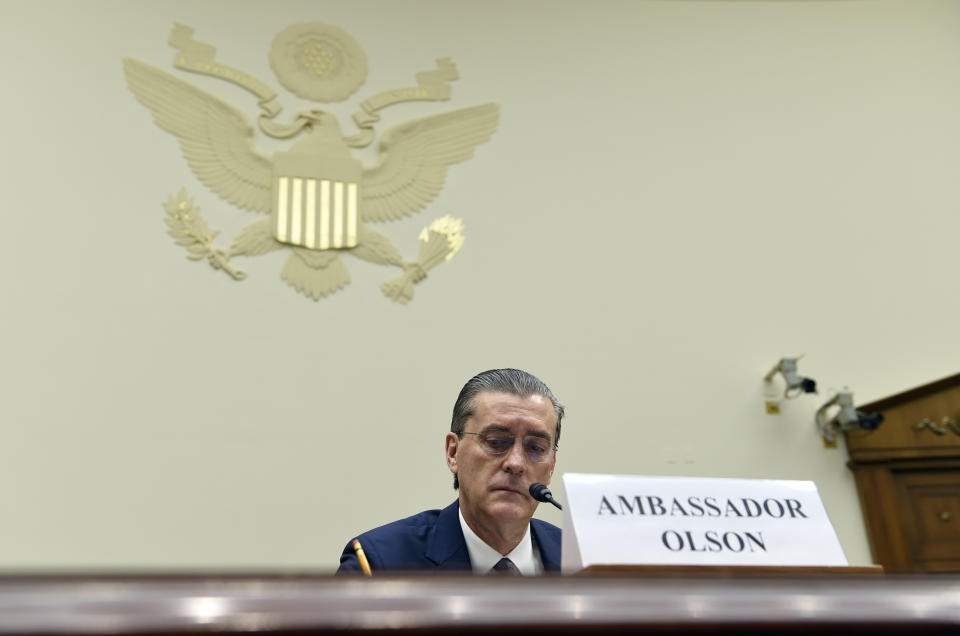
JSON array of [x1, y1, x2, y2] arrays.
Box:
[[337, 368, 564, 575]]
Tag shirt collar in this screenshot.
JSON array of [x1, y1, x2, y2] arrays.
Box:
[[458, 506, 542, 575]]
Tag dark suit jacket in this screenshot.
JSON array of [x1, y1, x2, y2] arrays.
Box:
[[337, 500, 561, 573]]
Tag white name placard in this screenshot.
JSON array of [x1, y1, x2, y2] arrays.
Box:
[[561, 473, 847, 573]]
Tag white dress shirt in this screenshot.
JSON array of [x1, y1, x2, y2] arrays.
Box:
[[458, 507, 544, 575]]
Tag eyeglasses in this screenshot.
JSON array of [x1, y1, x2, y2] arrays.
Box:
[[462, 431, 556, 463]]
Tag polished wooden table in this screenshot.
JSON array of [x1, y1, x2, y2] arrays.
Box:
[[0, 571, 957, 634]]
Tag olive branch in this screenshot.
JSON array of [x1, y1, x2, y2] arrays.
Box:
[[163, 188, 245, 280]]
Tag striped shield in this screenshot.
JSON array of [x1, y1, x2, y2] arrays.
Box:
[[271, 150, 361, 250]]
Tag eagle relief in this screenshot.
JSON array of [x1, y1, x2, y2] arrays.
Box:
[[124, 22, 499, 303]]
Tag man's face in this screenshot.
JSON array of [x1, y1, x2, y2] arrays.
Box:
[[446, 391, 558, 534]]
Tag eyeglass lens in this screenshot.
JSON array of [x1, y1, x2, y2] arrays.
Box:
[[479, 432, 552, 462]]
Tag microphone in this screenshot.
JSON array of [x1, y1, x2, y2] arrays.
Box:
[[529, 482, 563, 510]]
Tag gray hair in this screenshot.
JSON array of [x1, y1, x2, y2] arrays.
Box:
[[450, 368, 564, 489]]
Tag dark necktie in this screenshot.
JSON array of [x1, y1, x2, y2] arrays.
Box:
[[490, 557, 522, 575]]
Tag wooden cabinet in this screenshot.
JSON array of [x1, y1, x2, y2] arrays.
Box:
[[894, 470, 960, 571], [846, 373, 960, 573]]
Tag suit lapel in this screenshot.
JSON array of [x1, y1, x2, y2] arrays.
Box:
[[425, 500, 472, 570], [531, 520, 562, 572], [425, 502, 562, 572]]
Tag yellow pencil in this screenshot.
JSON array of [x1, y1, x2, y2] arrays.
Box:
[[352, 539, 373, 576]]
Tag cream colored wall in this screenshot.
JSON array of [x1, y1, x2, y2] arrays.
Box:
[[2, 0, 958, 569]]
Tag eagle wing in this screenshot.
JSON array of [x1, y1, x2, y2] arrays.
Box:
[[123, 58, 272, 213], [360, 103, 500, 222]]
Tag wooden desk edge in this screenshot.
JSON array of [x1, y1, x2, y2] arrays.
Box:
[[578, 564, 885, 576]]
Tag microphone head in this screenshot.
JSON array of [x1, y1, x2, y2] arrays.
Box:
[[529, 482, 551, 502]]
